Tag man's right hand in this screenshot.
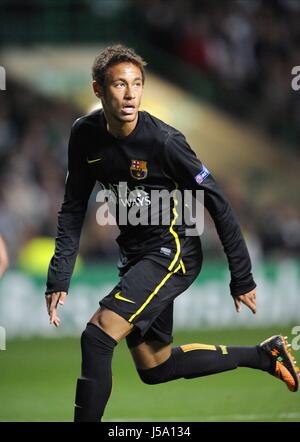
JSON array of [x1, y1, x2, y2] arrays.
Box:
[[45, 291, 67, 327]]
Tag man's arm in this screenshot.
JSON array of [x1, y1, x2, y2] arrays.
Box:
[[0, 235, 9, 278], [45, 119, 95, 325], [164, 130, 256, 309]]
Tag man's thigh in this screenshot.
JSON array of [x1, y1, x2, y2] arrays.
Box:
[[127, 301, 174, 369], [129, 340, 172, 370], [89, 306, 134, 341]]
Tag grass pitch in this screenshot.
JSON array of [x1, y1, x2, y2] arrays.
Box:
[[0, 327, 299, 422]]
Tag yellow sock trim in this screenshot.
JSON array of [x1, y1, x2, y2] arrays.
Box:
[[220, 345, 228, 355], [181, 343, 217, 352]]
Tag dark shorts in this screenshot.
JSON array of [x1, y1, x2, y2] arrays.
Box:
[[100, 234, 202, 348]]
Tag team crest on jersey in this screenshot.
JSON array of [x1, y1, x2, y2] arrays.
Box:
[[130, 160, 148, 180]]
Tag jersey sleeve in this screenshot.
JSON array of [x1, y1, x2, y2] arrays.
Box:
[[164, 130, 256, 297], [45, 120, 95, 294]]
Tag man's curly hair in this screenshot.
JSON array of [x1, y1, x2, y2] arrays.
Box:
[[92, 45, 147, 88]]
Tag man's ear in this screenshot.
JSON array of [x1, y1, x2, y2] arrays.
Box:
[[92, 80, 103, 98]]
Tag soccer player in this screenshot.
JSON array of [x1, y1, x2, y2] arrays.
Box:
[[0, 235, 9, 278], [45, 45, 299, 422]]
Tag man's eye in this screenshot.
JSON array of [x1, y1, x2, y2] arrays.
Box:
[[115, 83, 125, 88]]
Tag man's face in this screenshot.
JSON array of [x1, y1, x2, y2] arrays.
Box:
[[97, 62, 143, 124]]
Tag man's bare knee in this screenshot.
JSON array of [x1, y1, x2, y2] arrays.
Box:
[[89, 307, 133, 342], [130, 341, 172, 370]]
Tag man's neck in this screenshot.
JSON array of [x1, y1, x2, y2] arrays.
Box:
[[105, 113, 138, 139]]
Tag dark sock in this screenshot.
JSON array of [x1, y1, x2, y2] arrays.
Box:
[[74, 323, 117, 422], [138, 342, 274, 384], [228, 345, 274, 372]]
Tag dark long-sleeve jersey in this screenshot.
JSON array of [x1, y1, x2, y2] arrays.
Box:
[[46, 109, 256, 297]]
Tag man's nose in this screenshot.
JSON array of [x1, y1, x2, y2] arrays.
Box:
[[125, 86, 135, 99]]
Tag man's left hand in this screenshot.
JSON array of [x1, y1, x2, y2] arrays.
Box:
[[233, 289, 256, 314]]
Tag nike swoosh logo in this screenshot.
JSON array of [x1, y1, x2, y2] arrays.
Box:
[[86, 157, 102, 164], [114, 291, 135, 304]]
